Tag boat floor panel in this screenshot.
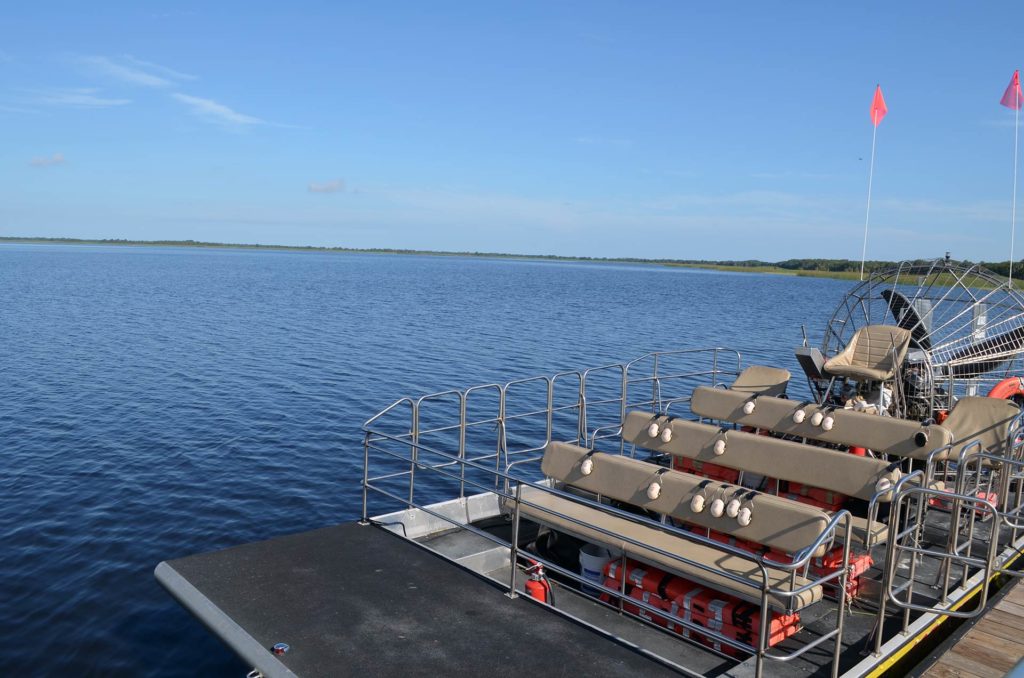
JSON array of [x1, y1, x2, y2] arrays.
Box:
[[157, 522, 687, 678], [484, 562, 739, 677], [417, 525, 502, 560]]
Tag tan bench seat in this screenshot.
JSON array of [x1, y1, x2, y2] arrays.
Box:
[[519, 485, 822, 611], [940, 396, 1020, 463], [519, 442, 835, 612], [690, 386, 954, 460], [730, 365, 791, 397], [623, 412, 902, 502], [623, 411, 900, 547]]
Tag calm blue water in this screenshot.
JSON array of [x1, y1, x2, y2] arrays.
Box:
[[0, 245, 852, 676]]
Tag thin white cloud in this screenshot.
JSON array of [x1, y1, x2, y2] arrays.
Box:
[[309, 179, 345, 194], [78, 55, 193, 88], [171, 93, 264, 128], [28, 87, 130, 108], [121, 55, 195, 82], [30, 153, 66, 167]]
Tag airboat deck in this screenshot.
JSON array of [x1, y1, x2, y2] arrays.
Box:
[[155, 522, 685, 678], [158, 259, 1024, 677]]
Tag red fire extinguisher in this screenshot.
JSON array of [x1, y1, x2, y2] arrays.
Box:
[[524, 560, 554, 605]]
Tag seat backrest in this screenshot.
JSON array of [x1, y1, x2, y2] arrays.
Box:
[[730, 365, 791, 397], [622, 411, 901, 501], [689, 386, 954, 460], [827, 324, 912, 375], [541, 442, 832, 556], [942, 396, 1020, 459]]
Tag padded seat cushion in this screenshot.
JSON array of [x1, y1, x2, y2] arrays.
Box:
[[519, 485, 822, 611], [730, 365, 791, 397], [942, 396, 1020, 460], [823, 325, 912, 382], [541, 443, 832, 557]]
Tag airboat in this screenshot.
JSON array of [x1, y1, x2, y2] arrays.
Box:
[[156, 256, 1024, 677]]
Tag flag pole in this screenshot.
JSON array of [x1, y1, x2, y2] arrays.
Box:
[[860, 120, 879, 281], [861, 84, 886, 281], [1003, 70, 1023, 285], [1011, 88, 1020, 285]]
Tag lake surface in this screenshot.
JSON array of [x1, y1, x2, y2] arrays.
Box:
[[0, 244, 853, 676]]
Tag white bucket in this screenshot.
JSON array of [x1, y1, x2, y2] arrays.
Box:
[[579, 544, 614, 596]]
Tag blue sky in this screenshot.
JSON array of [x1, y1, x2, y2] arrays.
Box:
[[2, 2, 1023, 261]]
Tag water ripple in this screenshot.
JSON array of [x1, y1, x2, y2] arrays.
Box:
[[0, 245, 851, 675]]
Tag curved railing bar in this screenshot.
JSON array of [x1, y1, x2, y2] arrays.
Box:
[[363, 396, 415, 428], [883, 485, 1001, 620]]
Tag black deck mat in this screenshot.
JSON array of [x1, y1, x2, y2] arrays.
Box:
[[159, 522, 684, 677]]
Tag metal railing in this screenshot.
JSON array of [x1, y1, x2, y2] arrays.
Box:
[[360, 423, 853, 678], [361, 348, 742, 516], [361, 349, 1024, 675], [874, 414, 1024, 654]]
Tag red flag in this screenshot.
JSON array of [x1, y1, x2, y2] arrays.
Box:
[[1001, 70, 1023, 110], [870, 85, 888, 126]]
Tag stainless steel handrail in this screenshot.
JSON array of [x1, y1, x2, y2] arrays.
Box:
[[361, 350, 1024, 678], [362, 425, 852, 678], [882, 485, 1001, 626], [359, 349, 884, 677]]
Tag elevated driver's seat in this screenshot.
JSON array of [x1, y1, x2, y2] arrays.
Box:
[[824, 325, 912, 382]]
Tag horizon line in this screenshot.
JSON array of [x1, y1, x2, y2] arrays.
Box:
[[0, 236, 1015, 268]]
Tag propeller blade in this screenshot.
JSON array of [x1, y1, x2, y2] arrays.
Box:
[[881, 289, 932, 351]]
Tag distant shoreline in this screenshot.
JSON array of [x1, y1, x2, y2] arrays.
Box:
[[0, 236, 1006, 282]]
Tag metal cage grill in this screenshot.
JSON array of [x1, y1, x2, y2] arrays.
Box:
[[822, 257, 1024, 417]]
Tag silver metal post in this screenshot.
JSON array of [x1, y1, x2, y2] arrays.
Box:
[[832, 518, 852, 678], [875, 491, 903, 655], [458, 393, 467, 499], [360, 433, 371, 524], [652, 352, 660, 409], [756, 582, 769, 678], [408, 402, 419, 507], [619, 367, 628, 455], [496, 387, 506, 490], [902, 490, 926, 633], [507, 482, 522, 598], [577, 377, 586, 446]]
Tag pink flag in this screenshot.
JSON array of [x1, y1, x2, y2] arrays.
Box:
[[870, 85, 887, 126], [1001, 70, 1023, 110]]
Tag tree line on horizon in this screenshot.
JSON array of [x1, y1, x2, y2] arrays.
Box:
[[2, 236, 1021, 274]]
